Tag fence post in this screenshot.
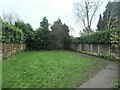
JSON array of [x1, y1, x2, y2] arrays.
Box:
[[77, 44, 79, 52], [12, 43, 13, 55], [80, 43, 81, 52], [98, 44, 100, 53], [108, 44, 111, 54], [90, 43, 92, 52], [5, 43, 6, 56], [78, 44, 81, 52], [10, 43, 11, 55], [85, 43, 86, 51], [0, 43, 2, 58]]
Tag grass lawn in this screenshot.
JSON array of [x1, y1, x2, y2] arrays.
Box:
[[2, 50, 106, 88]]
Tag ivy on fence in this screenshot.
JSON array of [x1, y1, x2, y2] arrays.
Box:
[[73, 29, 119, 44], [2, 22, 24, 43]]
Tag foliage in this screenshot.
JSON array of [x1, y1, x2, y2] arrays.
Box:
[[97, 14, 104, 31], [2, 11, 19, 25], [115, 78, 120, 89], [62, 24, 71, 49], [2, 21, 24, 43], [15, 20, 34, 41], [51, 19, 63, 49], [31, 17, 54, 50], [15, 20, 34, 49], [98, 53, 118, 61], [2, 16, 71, 50], [71, 37, 80, 44], [110, 29, 120, 48], [96, 1, 120, 59], [51, 19, 70, 49], [2, 50, 105, 88], [75, 29, 119, 44], [40, 17, 49, 31], [80, 27, 94, 36], [110, 29, 120, 59], [97, 1, 120, 30], [33, 28, 54, 50]]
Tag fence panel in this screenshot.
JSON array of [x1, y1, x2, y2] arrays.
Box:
[[75, 43, 119, 59], [99, 44, 110, 54], [1, 43, 26, 58], [92, 44, 98, 53]]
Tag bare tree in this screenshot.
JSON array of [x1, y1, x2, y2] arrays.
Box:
[[74, 0, 102, 34], [69, 27, 75, 36], [2, 11, 19, 25]]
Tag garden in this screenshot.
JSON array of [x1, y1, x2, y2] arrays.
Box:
[[1, 0, 120, 89], [1, 13, 119, 89]]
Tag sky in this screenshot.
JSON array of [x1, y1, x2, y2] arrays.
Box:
[[0, 0, 112, 37]]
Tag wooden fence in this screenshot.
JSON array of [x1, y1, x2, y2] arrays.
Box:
[[1, 43, 26, 58], [70, 43, 119, 59]]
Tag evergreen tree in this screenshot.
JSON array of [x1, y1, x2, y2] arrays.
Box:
[[40, 17, 49, 31], [51, 18, 70, 49], [97, 14, 103, 30], [34, 17, 53, 50], [97, 1, 120, 30], [62, 24, 71, 49]]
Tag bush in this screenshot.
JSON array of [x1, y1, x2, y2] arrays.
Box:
[[77, 29, 119, 44], [2, 21, 24, 43], [98, 53, 117, 61], [115, 78, 120, 89]]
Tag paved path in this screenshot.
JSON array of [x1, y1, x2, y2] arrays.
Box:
[[73, 52, 118, 88]]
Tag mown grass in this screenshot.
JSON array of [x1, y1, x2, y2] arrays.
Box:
[[2, 50, 106, 88]]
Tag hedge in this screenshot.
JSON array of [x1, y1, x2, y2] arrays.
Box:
[[74, 29, 119, 44], [2, 22, 24, 43]]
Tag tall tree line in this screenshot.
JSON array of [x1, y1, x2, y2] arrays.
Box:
[[1, 12, 71, 50], [14, 17, 70, 50]]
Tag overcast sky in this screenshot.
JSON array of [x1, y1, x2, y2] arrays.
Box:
[[0, 0, 112, 37]]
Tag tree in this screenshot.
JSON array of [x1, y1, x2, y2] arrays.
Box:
[[34, 17, 54, 50], [2, 11, 19, 25], [51, 19, 63, 49], [106, 2, 118, 29], [97, 14, 104, 30], [15, 20, 34, 50], [62, 24, 71, 49], [97, 1, 120, 30], [74, 0, 102, 34], [15, 20, 34, 40], [51, 18, 70, 49], [15, 17, 54, 50], [40, 17, 49, 31]]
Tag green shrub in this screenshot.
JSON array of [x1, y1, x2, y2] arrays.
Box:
[[2, 21, 24, 43], [76, 29, 119, 44], [98, 53, 117, 61], [115, 78, 120, 89]]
